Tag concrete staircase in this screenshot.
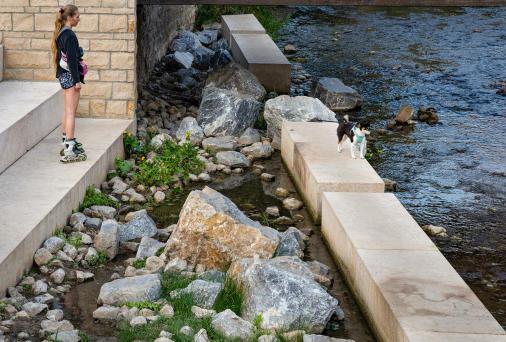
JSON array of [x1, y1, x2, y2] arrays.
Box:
[[0, 80, 134, 296]]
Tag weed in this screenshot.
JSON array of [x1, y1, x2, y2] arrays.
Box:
[[214, 278, 244, 316], [125, 301, 161, 312], [132, 257, 147, 269], [22, 284, 32, 293], [78, 331, 90, 342], [79, 186, 118, 211], [123, 131, 145, 158], [155, 247, 164, 257], [258, 212, 271, 226], [88, 250, 109, 267], [67, 235, 82, 249], [116, 158, 134, 178]]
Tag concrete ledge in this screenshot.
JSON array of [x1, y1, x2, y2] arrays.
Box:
[[321, 192, 506, 342], [230, 33, 291, 93], [0, 118, 134, 296], [0, 81, 62, 174], [221, 14, 266, 44], [281, 121, 384, 221]]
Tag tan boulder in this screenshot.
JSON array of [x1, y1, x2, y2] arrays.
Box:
[[164, 187, 280, 270]]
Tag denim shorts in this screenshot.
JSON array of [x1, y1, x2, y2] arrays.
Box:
[[58, 71, 74, 89]]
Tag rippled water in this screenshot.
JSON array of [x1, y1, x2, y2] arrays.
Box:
[[276, 6, 506, 327]]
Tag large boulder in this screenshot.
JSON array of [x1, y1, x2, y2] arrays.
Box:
[[197, 87, 262, 137], [94, 219, 120, 259], [313, 78, 362, 111], [176, 116, 204, 145], [164, 187, 280, 270], [97, 274, 161, 306], [205, 63, 266, 102], [228, 256, 340, 333], [118, 210, 157, 242], [264, 96, 337, 149]]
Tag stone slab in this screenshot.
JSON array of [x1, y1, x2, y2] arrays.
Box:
[[221, 14, 266, 44], [230, 33, 291, 93], [0, 118, 134, 297], [281, 121, 384, 221], [321, 192, 506, 342], [0, 81, 62, 174], [0, 45, 3, 82]]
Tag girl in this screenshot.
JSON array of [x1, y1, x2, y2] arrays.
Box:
[[51, 5, 87, 163]]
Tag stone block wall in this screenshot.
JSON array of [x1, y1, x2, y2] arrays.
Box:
[[136, 5, 196, 89], [0, 1, 195, 119]]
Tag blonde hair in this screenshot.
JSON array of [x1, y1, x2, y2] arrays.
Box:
[[51, 5, 78, 71]]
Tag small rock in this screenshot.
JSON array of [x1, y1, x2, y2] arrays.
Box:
[[17, 332, 29, 340], [49, 268, 66, 284], [124, 188, 146, 203], [240, 142, 273, 160], [164, 258, 188, 273], [33, 280, 48, 295], [79, 233, 93, 245], [48, 330, 81, 342], [63, 244, 78, 259], [69, 212, 87, 227], [160, 304, 175, 318], [201, 136, 238, 153], [265, 206, 280, 217], [395, 105, 414, 124], [76, 270, 94, 283], [139, 308, 155, 317], [284, 44, 297, 54], [33, 293, 54, 304], [43, 237, 66, 254], [146, 256, 165, 273], [159, 330, 173, 338], [303, 335, 355, 342], [154, 191, 166, 203], [130, 316, 147, 327], [216, 151, 251, 168], [22, 302, 48, 317], [93, 306, 121, 321], [86, 205, 117, 220], [40, 319, 74, 334], [273, 216, 294, 225], [84, 217, 102, 230], [211, 309, 253, 341], [180, 325, 194, 336], [170, 280, 223, 309], [47, 309, 64, 321], [417, 106, 439, 124], [191, 306, 216, 318], [275, 187, 289, 198], [383, 178, 397, 192], [194, 328, 209, 342], [421, 225, 448, 237], [238, 128, 261, 146], [198, 173, 211, 182], [94, 219, 120, 260], [136, 236, 165, 259], [261, 173, 275, 182], [34, 248, 53, 266], [283, 198, 303, 210], [258, 335, 277, 342], [85, 247, 99, 264], [151, 133, 173, 149], [124, 209, 147, 222]]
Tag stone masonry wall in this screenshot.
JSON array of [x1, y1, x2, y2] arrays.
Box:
[[136, 5, 196, 89], [0, 1, 195, 119]]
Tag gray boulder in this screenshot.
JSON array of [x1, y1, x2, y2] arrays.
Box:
[[211, 49, 233, 69], [174, 51, 193, 69], [216, 151, 250, 168], [176, 117, 204, 145], [205, 63, 266, 102], [43, 237, 65, 254], [228, 256, 340, 333], [22, 302, 48, 317], [211, 309, 253, 341], [264, 96, 337, 149], [94, 219, 120, 259], [98, 274, 162, 306], [240, 142, 273, 160], [170, 279, 223, 309], [197, 29, 218, 45], [85, 205, 117, 220], [313, 78, 362, 111], [238, 128, 261, 146], [170, 31, 202, 53], [274, 230, 304, 258], [197, 87, 261, 137], [202, 136, 238, 153], [136, 236, 165, 259], [193, 46, 215, 70], [118, 210, 157, 242]]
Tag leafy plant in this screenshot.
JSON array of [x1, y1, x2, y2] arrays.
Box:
[[54, 230, 81, 249], [123, 131, 145, 158], [134, 140, 204, 187], [116, 158, 134, 178], [132, 257, 147, 269], [88, 251, 109, 267], [126, 301, 162, 312], [79, 186, 118, 211]]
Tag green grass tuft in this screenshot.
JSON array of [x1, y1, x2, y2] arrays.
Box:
[[79, 185, 118, 212], [125, 301, 162, 312], [132, 257, 147, 269], [214, 278, 244, 316]]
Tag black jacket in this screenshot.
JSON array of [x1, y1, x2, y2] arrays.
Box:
[[55, 28, 85, 84]]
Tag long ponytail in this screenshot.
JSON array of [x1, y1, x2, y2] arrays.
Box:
[[51, 5, 78, 71]]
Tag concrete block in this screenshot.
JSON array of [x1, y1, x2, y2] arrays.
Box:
[[0, 118, 134, 297], [281, 121, 384, 221], [230, 33, 291, 94], [221, 14, 265, 44], [0, 45, 3, 82], [321, 192, 506, 342], [0, 81, 62, 174]]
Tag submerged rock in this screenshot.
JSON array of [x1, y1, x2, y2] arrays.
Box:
[[228, 256, 340, 333], [421, 224, 448, 237], [264, 96, 336, 148], [417, 106, 439, 124], [164, 186, 280, 270], [313, 77, 362, 111], [395, 105, 414, 124]]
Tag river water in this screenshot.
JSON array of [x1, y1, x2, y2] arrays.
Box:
[[275, 5, 506, 328]]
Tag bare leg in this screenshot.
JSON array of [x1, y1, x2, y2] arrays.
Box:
[[337, 136, 346, 153], [64, 86, 80, 139], [350, 142, 356, 159], [360, 140, 367, 159]]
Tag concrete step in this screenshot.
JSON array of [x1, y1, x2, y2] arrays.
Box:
[[321, 192, 506, 342], [230, 33, 291, 93], [0, 45, 3, 81], [281, 121, 384, 221], [0, 118, 134, 296], [0, 81, 62, 174], [221, 14, 266, 44]]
